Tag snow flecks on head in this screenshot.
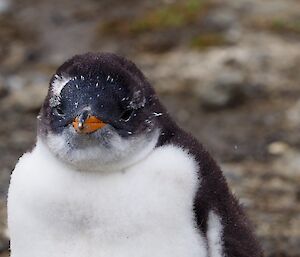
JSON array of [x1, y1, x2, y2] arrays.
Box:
[[152, 112, 163, 117], [129, 90, 146, 110], [106, 75, 114, 83], [51, 75, 72, 97]]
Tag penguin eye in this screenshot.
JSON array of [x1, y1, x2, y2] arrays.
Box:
[[54, 106, 65, 116], [120, 109, 134, 122]]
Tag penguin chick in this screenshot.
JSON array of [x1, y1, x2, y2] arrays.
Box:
[[8, 53, 263, 257]]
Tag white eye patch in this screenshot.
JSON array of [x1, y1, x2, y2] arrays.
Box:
[[51, 75, 72, 97], [49, 75, 73, 108]]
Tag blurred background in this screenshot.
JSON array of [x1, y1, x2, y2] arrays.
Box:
[[0, 0, 300, 256]]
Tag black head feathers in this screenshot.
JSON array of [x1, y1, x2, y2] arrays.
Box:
[[51, 52, 154, 110]]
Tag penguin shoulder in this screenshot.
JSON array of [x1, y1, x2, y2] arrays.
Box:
[[146, 144, 198, 173], [10, 146, 38, 181], [131, 143, 201, 193]]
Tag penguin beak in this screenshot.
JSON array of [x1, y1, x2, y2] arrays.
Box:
[[72, 111, 106, 134]]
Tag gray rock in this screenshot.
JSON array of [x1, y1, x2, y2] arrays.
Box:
[[224, 26, 242, 45], [198, 70, 246, 109], [3, 75, 48, 112], [204, 8, 237, 32], [0, 0, 10, 14]]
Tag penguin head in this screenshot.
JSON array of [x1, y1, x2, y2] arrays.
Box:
[[38, 53, 163, 171]]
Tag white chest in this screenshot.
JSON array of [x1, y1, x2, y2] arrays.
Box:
[[8, 142, 207, 257]]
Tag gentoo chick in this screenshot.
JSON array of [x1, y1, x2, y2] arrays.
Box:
[[8, 53, 263, 257]]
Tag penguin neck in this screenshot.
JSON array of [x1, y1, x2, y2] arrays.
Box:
[[155, 114, 183, 148], [36, 130, 160, 173]]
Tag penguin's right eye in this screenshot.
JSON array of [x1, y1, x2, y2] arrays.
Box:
[[54, 106, 65, 116], [120, 109, 134, 122]]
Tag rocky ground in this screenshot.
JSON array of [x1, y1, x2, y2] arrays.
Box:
[[0, 0, 300, 256]]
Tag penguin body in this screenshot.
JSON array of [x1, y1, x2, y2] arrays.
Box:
[[9, 140, 207, 257], [8, 53, 263, 257]]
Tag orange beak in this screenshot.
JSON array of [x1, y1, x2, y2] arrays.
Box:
[[72, 115, 106, 134]]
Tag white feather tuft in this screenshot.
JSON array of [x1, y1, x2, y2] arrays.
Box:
[[51, 75, 72, 97], [207, 211, 224, 257]]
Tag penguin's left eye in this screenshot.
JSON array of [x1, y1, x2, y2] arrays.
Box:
[[120, 109, 134, 122], [54, 106, 65, 116]]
